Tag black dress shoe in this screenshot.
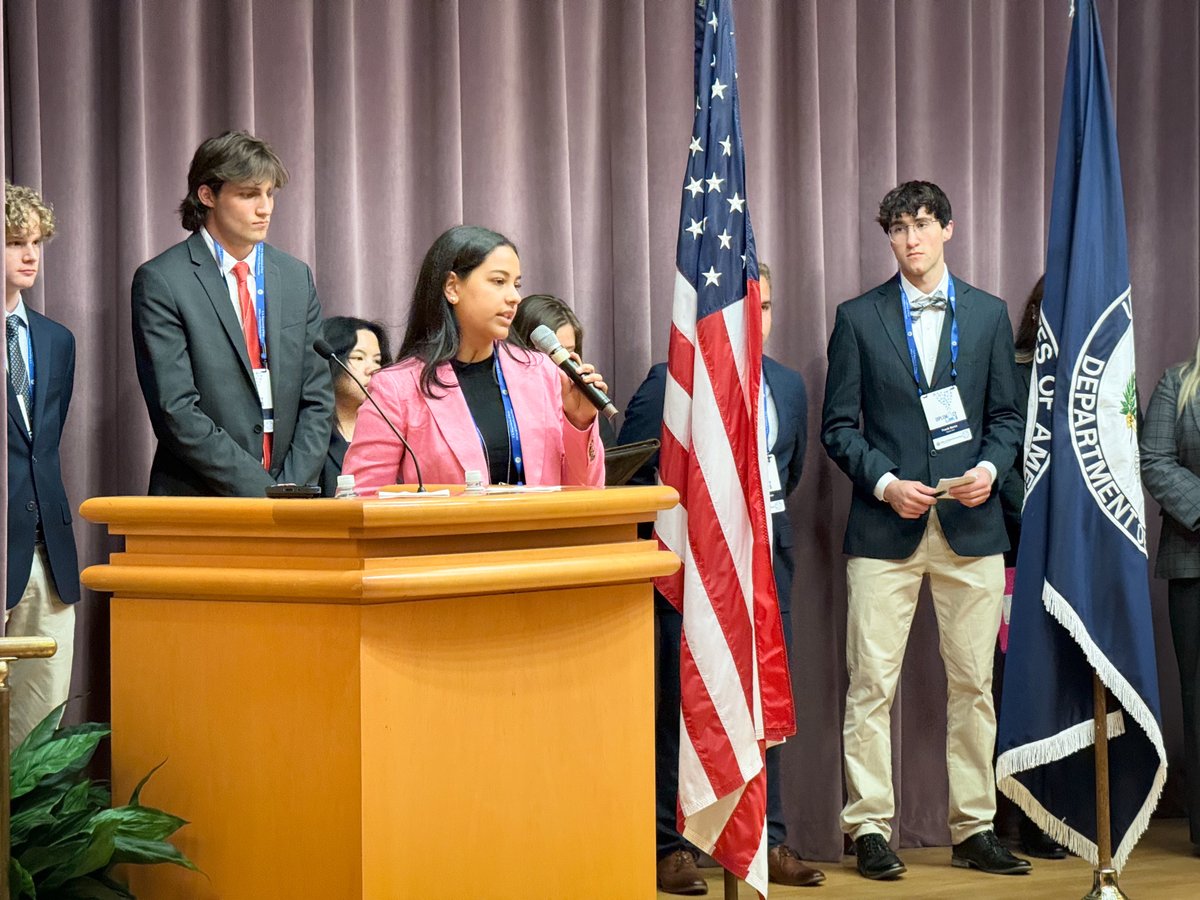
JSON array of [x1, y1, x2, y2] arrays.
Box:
[[853, 833, 906, 880], [1018, 825, 1068, 859], [952, 829, 1033, 875]]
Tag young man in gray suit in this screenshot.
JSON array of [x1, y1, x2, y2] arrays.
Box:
[[821, 181, 1028, 881], [131, 131, 332, 496]]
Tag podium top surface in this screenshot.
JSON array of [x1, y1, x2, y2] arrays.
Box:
[[81, 484, 678, 537], [81, 486, 681, 604]]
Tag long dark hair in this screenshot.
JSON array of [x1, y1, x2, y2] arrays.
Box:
[[399, 225, 520, 396], [1014, 275, 1044, 365], [510, 294, 585, 358], [321, 316, 393, 386]]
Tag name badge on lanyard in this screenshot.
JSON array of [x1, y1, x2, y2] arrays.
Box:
[[900, 275, 970, 450], [215, 241, 272, 433], [762, 384, 785, 514]]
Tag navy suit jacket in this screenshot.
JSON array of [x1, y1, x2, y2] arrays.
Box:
[[820, 275, 1022, 559], [6, 308, 80, 609], [617, 355, 807, 611]]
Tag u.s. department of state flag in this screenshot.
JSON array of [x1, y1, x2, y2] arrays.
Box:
[[996, 0, 1165, 871], [652, 0, 794, 893]]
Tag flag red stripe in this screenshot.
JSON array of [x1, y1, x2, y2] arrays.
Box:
[[679, 634, 747, 799], [667, 324, 695, 397]]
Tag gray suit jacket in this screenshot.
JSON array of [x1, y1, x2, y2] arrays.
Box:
[[820, 275, 1023, 559], [1140, 364, 1200, 579], [131, 232, 333, 496]]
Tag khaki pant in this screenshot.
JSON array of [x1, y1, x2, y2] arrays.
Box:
[[841, 509, 1002, 844], [6, 545, 76, 747]]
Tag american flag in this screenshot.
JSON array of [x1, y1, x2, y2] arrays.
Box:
[[653, 0, 795, 892]]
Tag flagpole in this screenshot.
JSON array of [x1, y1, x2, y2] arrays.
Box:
[[1084, 672, 1128, 900], [723, 868, 738, 898]]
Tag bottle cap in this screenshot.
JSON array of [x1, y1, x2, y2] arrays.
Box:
[[336, 474, 356, 489]]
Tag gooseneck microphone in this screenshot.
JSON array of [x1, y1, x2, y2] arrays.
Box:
[[528, 325, 618, 421], [313, 338, 426, 493]]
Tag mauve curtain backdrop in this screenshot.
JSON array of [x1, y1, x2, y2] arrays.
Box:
[[3, 0, 1197, 860]]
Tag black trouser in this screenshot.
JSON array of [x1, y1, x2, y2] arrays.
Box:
[[1169, 578, 1200, 845], [655, 595, 793, 858]]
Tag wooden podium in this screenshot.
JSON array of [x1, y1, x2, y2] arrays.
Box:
[[81, 486, 679, 900]]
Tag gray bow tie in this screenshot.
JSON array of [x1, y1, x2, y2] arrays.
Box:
[[909, 291, 947, 320]]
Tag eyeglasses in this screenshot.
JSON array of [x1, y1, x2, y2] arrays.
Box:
[[888, 218, 940, 242]]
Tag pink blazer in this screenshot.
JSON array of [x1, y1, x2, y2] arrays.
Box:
[[343, 348, 604, 492]]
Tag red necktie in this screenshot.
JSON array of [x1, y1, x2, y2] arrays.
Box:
[[232, 261, 272, 471]]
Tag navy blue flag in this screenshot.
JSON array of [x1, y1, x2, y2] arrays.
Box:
[[997, 0, 1165, 871]]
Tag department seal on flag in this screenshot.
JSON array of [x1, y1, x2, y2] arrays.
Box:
[[1068, 286, 1146, 552]]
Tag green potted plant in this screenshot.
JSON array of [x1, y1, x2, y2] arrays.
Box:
[[9, 706, 197, 898]]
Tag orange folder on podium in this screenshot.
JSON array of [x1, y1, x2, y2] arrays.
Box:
[[81, 485, 678, 900]]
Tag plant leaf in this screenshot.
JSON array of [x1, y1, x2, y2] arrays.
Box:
[[93, 805, 189, 843], [18, 833, 91, 877], [11, 731, 109, 799], [41, 818, 120, 889], [55, 873, 136, 899], [9, 857, 37, 899], [10, 790, 62, 842], [127, 759, 167, 807], [112, 836, 199, 871], [12, 700, 70, 756]]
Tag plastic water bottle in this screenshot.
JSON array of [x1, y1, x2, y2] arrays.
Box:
[[334, 474, 359, 499], [464, 469, 486, 495]]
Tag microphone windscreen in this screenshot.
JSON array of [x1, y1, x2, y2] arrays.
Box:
[[313, 338, 335, 359], [529, 324, 559, 354]]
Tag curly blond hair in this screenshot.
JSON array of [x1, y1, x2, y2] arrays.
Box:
[[5, 181, 56, 240]]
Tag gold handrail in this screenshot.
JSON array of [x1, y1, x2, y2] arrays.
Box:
[[0, 637, 58, 900]]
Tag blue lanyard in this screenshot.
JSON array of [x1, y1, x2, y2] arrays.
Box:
[[898, 274, 957, 395], [761, 375, 771, 448], [213, 241, 269, 367], [468, 348, 526, 485]]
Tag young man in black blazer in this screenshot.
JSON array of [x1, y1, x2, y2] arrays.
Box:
[[621, 264, 824, 894], [821, 181, 1028, 880], [5, 182, 80, 744], [131, 131, 332, 496]]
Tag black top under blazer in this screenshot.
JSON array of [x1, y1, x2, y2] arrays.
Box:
[[820, 275, 1023, 560], [131, 233, 333, 496], [1141, 364, 1200, 580], [6, 307, 80, 609]]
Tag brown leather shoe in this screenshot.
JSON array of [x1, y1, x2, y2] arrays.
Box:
[[768, 844, 826, 886], [657, 849, 708, 895]]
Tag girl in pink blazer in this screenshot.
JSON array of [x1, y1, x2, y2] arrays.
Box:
[[343, 226, 606, 493]]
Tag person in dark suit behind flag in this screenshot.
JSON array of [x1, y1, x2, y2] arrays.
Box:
[[821, 181, 1029, 880], [619, 262, 825, 894], [5, 181, 80, 745], [131, 131, 333, 496], [317, 315, 391, 496], [1140, 344, 1200, 855]]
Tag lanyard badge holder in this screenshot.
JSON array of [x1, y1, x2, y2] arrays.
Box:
[[900, 276, 972, 450], [215, 242, 274, 435]]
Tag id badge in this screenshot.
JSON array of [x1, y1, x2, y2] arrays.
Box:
[[767, 453, 785, 514], [253, 368, 275, 434], [920, 385, 971, 450]]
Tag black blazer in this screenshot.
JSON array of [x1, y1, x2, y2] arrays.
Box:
[[319, 428, 349, 498], [1141, 364, 1200, 580], [820, 276, 1022, 560], [6, 308, 80, 609], [131, 233, 333, 496], [617, 355, 807, 611]]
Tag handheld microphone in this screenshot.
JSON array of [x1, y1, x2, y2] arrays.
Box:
[[313, 338, 426, 493], [528, 325, 618, 421]]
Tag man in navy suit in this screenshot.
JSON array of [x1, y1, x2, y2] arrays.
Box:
[[131, 131, 332, 496], [620, 263, 824, 894], [821, 181, 1027, 880], [5, 182, 80, 745]]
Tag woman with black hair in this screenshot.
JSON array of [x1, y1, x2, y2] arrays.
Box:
[[342, 226, 606, 492], [318, 315, 392, 496]]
